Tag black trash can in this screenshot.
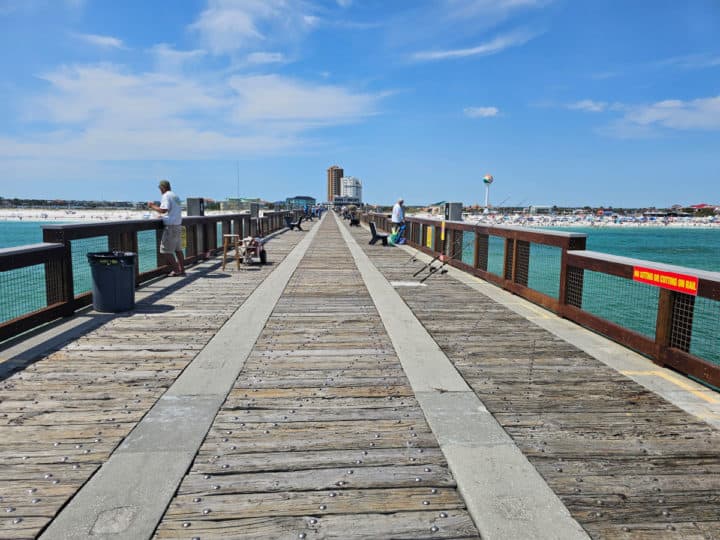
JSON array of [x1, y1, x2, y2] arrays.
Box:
[[87, 251, 136, 312]]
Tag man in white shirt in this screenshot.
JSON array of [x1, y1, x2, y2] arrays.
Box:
[[148, 180, 186, 276], [391, 198, 406, 243]]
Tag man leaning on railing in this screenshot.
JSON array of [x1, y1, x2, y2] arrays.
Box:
[[148, 180, 186, 277]]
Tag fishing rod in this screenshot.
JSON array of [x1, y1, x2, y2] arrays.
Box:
[[419, 231, 476, 283], [412, 220, 447, 277]]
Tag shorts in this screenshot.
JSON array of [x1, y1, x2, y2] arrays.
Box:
[[160, 225, 182, 254]]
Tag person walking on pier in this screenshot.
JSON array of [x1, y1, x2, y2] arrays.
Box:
[[391, 198, 406, 244], [148, 180, 186, 276]]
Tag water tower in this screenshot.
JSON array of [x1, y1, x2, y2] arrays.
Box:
[[483, 174, 494, 213]]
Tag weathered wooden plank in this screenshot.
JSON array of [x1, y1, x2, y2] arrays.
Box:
[[177, 464, 455, 496], [152, 217, 479, 538], [346, 223, 720, 537], [193, 447, 446, 474], [155, 510, 478, 539], [0, 228, 310, 540], [164, 488, 465, 519]]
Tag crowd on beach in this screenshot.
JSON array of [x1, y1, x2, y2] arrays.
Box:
[[458, 212, 720, 228]]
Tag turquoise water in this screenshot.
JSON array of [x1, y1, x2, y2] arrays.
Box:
[[0, 222, 158, 323], [554, 227, 720, 272]]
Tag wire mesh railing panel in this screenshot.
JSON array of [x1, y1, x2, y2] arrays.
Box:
[[0, 264, 48, 324], [689, 296, 720, 365], [487, 235, 505, 277], [528, 243, 562, 299], [461, 232, 475, 266], [581, 270, 659, 339], [514, 241, 530, 286], [71, 236, 109, 295], [137, 230, 158, 273]]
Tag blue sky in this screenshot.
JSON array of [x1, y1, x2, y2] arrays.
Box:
[[0, 0, 719, 207]]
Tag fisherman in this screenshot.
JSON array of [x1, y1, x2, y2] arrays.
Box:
[[148, 180, 186, 276], [391, 198, 406, 244]]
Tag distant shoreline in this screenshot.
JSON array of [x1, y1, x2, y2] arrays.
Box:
[[1, 208, 718, 229], [0, 208, 229, 222]]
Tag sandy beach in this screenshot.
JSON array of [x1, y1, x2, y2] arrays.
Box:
[[0, 208, 231, 222]]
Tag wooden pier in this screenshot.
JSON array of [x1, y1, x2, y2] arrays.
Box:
[[1, 213, 720, 539]]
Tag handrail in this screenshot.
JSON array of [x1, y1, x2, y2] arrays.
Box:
[[0, 210, 299, 341], [363, 212, 720, 389]]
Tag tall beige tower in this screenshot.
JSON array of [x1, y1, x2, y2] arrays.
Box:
[[327, 165, 344, 202]]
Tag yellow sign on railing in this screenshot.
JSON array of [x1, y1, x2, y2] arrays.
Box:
[[426, 227, 432, 248]]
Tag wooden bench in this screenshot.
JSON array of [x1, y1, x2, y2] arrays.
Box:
[[284, 215, 304, 231], [349, 215, 360, 227], [368, 222, 389, 246]]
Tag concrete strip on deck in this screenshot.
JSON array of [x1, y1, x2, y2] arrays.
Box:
[[39, 219, 323, 540], [335, 213, 589, 540]]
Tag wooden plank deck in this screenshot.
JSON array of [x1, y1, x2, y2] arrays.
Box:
[[153, 216, 479, 539], [345, 223, 720, 539], [3, 212, 720, 539], [0, 225, 312, 540]]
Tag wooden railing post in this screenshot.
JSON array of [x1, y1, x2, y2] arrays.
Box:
[[503, 238, 514, 281], [42, 228, 74, 315], [515, 240, 530, 287], [476, 233, 488, 271], [559, 236, 587, 309], [656, 290, 695, 356]]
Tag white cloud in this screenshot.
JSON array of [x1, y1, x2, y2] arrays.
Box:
[[189, 0, 319, 55], [656, 53, 720, 70], [412, 29, 539, 61], [246, 51, 286, 64], [464, 106, 499, 117], [444, 0, 551, 19], [228, 74, 379, 126], [151, 44, 207, 70], [73, 33, 126, 49], [584, 95, 720, 138], [568, 100, 607, 112], [1, 63, 385, 160], [623, 96, 720, 130]]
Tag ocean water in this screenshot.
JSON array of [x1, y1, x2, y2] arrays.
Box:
[[2, 221, 719, 365]]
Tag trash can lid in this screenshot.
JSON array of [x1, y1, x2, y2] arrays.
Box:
[[87, 251, 136, 259]]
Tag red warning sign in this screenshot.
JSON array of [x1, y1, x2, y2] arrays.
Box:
[[632, 266, 698, 296]]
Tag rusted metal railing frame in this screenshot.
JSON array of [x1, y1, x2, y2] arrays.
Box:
[[1, 211, 296, 342], [565, 251, 720, 387]]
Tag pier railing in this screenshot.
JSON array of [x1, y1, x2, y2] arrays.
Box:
[[364, 213, 720, 388], [0, 211, 297, 341]]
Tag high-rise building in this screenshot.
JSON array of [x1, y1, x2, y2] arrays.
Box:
[[341, 176, 362, 202], [327, 165, 343, 202]]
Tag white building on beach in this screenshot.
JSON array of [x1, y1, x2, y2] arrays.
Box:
[[341, 176, 362, 203]]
